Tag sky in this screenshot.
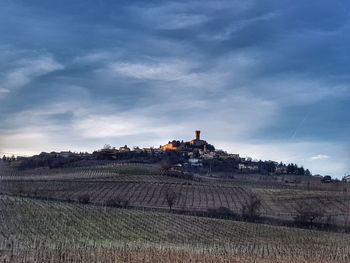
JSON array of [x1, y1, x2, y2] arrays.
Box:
[[0, 0, 349, 177]]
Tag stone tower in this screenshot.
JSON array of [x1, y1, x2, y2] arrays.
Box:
[[195, 130, 201, 140]]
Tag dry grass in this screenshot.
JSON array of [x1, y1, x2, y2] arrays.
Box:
[[0, 243, 345, 263]]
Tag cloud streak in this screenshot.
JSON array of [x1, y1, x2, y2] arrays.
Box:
[[0, 54, 63, 96], [310, 154, 329, 161]]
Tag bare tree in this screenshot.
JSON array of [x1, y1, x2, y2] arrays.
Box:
[[103, 144, 112, 150], [160, 159, 172, 175], [165, 188, 178, 212], [241, 193, 262, 221], [294, 201, 324, 226]]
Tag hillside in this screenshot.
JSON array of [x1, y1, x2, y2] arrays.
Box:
[[1, 163, 349, 227], [1, 196, 350, 263]]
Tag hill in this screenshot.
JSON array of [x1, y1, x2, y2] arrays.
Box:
[[0, 195, 349, 263], [1, 163, 349, 227]]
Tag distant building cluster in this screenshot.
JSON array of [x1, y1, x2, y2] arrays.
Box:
[[6, 130, 337, 179], [160, 130, 241, 168], [343, 175, 350, 183], [95, 130, 239, 163], [161, 130, 215, 152]]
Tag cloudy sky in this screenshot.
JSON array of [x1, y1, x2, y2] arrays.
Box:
[[0, 0, 349, 177]]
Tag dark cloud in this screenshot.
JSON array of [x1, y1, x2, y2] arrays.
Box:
[[0, 0, 349, 176]]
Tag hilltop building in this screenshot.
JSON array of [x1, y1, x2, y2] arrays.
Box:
[[119, 145, 131, 152], [343, 175, 350, 183], [189, 130, 207, 147], [161, 130, 215, 152]]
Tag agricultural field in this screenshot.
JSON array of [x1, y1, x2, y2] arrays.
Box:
[[1, 162, 350, 227], [0, 196, 350, 263]]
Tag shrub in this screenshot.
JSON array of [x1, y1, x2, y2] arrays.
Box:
[[77, 194, 90, 204], [105, 196, 129, 208], [207, 207, 236, 219]]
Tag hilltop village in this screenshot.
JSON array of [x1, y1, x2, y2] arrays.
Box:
[[5, 130, 312, 177]]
